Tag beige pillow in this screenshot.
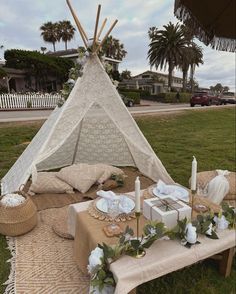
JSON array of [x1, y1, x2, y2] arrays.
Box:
[[94, 164, 124, 184], [57, 164, 103, 193], [28, 172, 74, 195]]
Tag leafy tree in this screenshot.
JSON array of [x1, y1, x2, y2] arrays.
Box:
[[120, 70, 132, 80], [210, 83, 229, 94], [58, 20, 76, 50], [4, 49, 73, 91], [148, 22, 187, 89], [40, 22, 59, 52], [0, 67, 7, 78]]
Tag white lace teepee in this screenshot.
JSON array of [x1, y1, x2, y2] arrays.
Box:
[[1, 55, 174, 194], [1, 2, 174, 194]]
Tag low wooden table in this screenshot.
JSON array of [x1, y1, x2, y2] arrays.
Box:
[[71, 198, 235, 294]]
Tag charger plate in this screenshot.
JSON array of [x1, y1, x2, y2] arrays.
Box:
[[144, 184, 190, 204], [88, 195, 136, 222]]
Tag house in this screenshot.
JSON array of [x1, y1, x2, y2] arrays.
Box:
[[0, 64, 60, 93], [119, 70, 183, 94], [46, 49, 121, 71]]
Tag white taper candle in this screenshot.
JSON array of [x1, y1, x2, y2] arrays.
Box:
[[135, 176, 140, 212], [191, 156, 197, 191]]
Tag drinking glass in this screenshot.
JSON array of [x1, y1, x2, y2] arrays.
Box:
[[107, 199, 120, 231]]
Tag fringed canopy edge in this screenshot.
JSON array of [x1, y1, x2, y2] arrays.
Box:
[[174, 0, 236, 52]]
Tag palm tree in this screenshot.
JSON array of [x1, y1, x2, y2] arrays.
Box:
[[40, 22, 59, 52], [179, 46, 192, 92], [148, 22, 187, 89], [58, 20, 76, 50], [40, 47, 47, 54], [188, 43, 203, 92], [101, 36, 127, 61], [178, 43, 203, 92]]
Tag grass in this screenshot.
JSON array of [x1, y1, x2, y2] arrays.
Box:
[[0, 108, 235, 293]]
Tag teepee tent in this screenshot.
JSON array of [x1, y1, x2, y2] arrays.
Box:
[[1, 2, 174, 195]]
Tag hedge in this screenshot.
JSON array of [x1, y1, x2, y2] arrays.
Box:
[[147, 92, 191, 103], [119, 91, 140, 104]]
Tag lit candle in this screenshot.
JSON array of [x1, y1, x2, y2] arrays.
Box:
[[135, 176, 140, 212], [191, 156, 197, 191]]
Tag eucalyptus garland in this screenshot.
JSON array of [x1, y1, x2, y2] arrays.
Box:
[[88, 202, 235, 292]]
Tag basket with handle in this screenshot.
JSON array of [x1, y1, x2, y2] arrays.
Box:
[[0, 187, 38, 237]]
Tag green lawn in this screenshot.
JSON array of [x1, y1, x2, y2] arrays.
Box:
[[0, 108, 235, 293]]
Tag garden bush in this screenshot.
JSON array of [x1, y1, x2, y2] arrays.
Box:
[[156, 92, 191, 103], [119, 91, 140, 104]]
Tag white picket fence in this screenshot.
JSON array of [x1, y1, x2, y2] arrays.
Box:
[[0, 94, 63, 110]]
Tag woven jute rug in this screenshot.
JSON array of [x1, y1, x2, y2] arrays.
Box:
[[4, 206, 90, 294]]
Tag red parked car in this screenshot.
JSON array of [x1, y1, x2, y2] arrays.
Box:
[[190, 91, 222, 107]]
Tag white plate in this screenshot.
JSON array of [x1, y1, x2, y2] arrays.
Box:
[[96, 196, 135, 214], [153, 185, 189, 202]]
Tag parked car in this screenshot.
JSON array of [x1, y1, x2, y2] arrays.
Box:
[[190, 91, 222, 107], [120, 94, 134, 107], [219, 92, 236, 104]]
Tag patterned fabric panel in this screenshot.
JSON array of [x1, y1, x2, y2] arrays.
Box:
[[75, 105, 135, 166]]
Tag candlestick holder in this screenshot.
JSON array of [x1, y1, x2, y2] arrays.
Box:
[[134, 211, 146, 258], [191, 190, 197, 220]]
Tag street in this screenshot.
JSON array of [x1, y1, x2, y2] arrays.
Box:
[[0, 103, 234, 122]]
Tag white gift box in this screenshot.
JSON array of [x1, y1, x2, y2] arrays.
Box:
[[143, 196, 192, 229]]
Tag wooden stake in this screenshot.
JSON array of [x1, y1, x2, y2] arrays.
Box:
[[97, 18, 107, 40], [95, 19, 118, 54], [92, 4, 101, 52], [66, 0, 88, 48]]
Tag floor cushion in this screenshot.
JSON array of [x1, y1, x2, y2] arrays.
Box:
[[57, 164, 103, 193], [93, 163, 125, 184], [28, 172, 74, 195]]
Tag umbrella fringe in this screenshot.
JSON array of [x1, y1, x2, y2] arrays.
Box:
[[174, 0, 236, 52], [211, 37, 236, 52]]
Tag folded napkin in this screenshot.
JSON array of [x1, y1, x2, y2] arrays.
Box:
[[96, 190, 132, 214], [156, 180, 175, 195], [156, 180, 187, 200], [96, 190, 120, 201]]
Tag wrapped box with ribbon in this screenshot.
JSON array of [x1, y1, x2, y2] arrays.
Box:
[[143, 196, 192, 229]]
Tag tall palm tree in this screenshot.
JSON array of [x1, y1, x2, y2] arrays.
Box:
[[179, 46, 192, 91], [40, 22, 59, 52], [188, 43, 203, 92], [58, 20, 76, 50], [101, 36, 127, 61], [148, 22, 187, 89]]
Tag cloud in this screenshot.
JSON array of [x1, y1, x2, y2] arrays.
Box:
[[0, 0, 235, 91]]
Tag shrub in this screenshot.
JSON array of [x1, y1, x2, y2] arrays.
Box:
[[119, 91, 140, 104], [27, 100, 32, 108], [0, 86, 8, 94], [155, 92, 191, 103]]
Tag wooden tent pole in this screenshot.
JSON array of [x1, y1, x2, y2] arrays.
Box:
[[66, 0, 88, 48], [97, 18, 107, 40], [92, 4, 101, 52], [95, 19, 118, 54]]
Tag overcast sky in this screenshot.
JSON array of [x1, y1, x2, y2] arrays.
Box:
[[0, 0, 235, 91]]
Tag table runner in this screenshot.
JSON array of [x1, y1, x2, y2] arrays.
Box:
[[74, 210, 147, 273]]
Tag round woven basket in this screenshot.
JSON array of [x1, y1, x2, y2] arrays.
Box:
[[0, 191, 38, 237]]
